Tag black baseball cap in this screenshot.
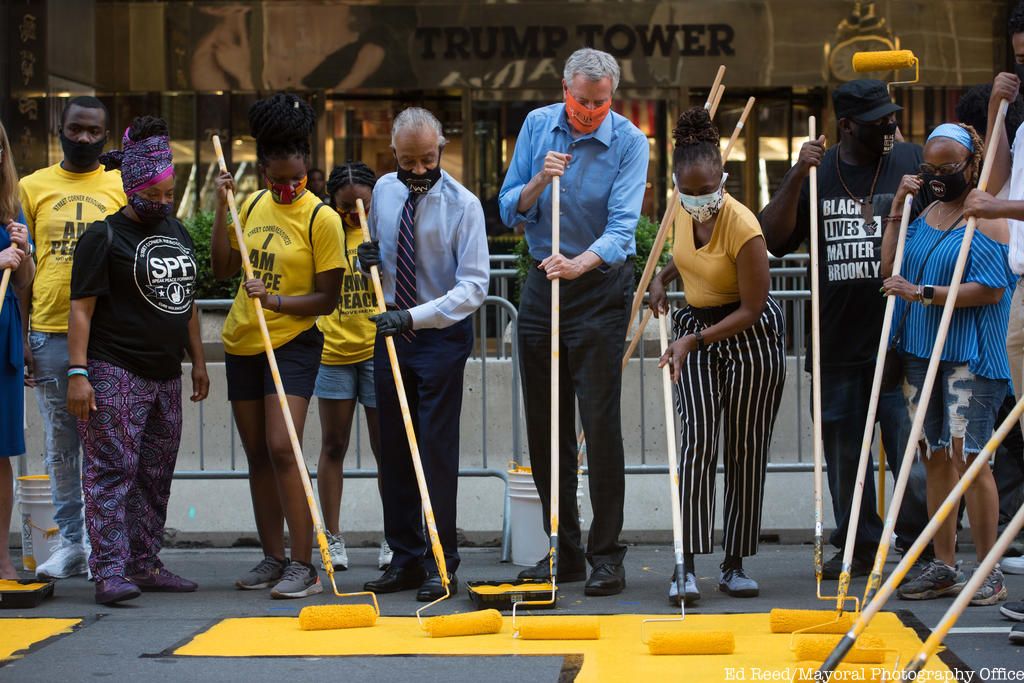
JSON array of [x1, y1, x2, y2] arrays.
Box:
[[832, 79, 902, 123]]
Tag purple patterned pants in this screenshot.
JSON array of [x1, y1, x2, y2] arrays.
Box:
[[78, 361, 182, 581]]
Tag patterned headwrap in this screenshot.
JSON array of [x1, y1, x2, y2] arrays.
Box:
[[927, 123, 974, 152], [99, 128, 173, 195]]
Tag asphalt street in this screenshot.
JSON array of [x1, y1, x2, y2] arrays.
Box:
[[2, 544, 1021, 682]]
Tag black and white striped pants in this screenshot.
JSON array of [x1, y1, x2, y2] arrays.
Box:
[[672, 297, 787, 557]]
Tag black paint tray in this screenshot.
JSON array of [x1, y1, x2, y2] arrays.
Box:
[[0, 579, 55, 608], [466, 580, 557, 611]]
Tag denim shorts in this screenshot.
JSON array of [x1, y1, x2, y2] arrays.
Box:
[[224, 326, 323, 401], [901, 355, 1008, 458], [314, 358, 376, 407]]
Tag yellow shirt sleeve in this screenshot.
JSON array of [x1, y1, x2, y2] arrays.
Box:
[[18, 182, 35, 236], [311, 205, 346, 274], [722, 198, 764, 260]]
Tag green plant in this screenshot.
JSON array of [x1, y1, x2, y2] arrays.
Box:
[[183, 210, 241, 300], [514, 214, 671, 291]]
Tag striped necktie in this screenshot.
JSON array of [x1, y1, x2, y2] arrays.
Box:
[[395, 192, 417, 341]]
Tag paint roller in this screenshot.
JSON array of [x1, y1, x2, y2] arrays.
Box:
[[852, 49, 919, 89], [211, 135, 380, 631], [638, 314, 734, 656], [510, 174, 601, 641], [352, 196, 500, 639], [792, 634, 885, 664], [819, 99, 1011, 676]]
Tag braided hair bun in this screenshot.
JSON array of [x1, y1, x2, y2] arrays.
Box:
[[672, 106, 722, 173], [126, 115, 169, 142], [248, 93, 316, 163], [672, 107, 719, 147]]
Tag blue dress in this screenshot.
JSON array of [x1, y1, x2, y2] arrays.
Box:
[[0, 212, 27, 457]]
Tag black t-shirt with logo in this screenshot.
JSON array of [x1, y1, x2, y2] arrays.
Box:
[[71, 210, 197, 380], [773, 142, 929, 369]]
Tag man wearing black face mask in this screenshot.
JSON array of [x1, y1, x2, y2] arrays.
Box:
[[18, 95, 126, 580], [759, 79, 933, 580], [357, 107, 489, 601]]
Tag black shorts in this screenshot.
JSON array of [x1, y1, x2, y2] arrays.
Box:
[[224, 325, 324, 401]]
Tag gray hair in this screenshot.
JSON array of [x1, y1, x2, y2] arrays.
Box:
[[563, 48, 620, 93], [391, 107, 447, 148]]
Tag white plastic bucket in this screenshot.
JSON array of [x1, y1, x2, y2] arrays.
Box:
[[16, 475, 60, 572], [507, 467, 585, 567]]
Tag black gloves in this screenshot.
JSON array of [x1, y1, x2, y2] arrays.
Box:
[[357, 239, 381, 269], [370, 310, 413, 337]]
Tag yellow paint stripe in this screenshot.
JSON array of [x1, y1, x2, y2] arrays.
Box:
[[0, 618, 81, 660]]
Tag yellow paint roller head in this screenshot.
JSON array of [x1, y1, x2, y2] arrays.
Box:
[[793, 634, 885, 663], [647, 630, 735, 655], [853, 49, 918, 72], [769, 609, 853, 634], [423, 609, 503, 638], [514, 616, 600, 640], [298, 604, 377, 631]]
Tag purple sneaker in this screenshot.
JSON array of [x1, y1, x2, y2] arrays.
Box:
[[129, 567, 198, 593], [95, 576, 141, 605]]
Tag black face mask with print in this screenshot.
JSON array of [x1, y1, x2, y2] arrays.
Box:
[[854, 120, 898, 157], [921, 169, 971, 203]]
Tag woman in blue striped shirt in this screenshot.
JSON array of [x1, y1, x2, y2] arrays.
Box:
[[880, 122, 1013, 607]]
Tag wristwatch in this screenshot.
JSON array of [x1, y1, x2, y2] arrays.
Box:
[[694, 330, 706, 351], [922, 285, 935, 306]]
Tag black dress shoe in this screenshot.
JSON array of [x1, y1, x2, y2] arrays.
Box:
[[363, 564, 426, 593], [416, 572, 458, 602], [584, 563, 626, 596], [821, 551, 871, 580], [517, 557, 587, 583]]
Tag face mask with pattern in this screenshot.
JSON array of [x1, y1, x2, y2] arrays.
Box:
[[677, 173, 728, 223], [266, 174, 307, 204]]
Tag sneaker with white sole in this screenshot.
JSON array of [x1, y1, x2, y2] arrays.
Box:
[[270, 560, 323, 599], [378, 539, 393, 570], [971, 568, 1008, 606], [1010, 622, 1024, 644], [668, 570, 700, 606], [897, 559, 966, 600], [1001, 600, 1024, 621], [1001, 556, 1024, 575], [235, 555, 287, 590], [35, 542, 87, 579], [320, 534, 348, 571]]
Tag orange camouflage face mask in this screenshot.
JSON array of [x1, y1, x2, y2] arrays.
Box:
[[564, 88, 612, 135]]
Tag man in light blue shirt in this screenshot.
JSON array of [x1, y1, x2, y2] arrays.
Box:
[[358, 107, 489, 602], [499, 48, 649, 597]]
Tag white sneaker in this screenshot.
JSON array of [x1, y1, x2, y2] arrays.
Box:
[[378, 539, 393, 570], [36, 542, 87, 579], [320, 533, 348, 571], [1002, 556, 1024, 575]]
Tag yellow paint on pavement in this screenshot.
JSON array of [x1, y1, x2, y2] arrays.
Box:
[[173, 612, 956, 681], [0, 618, 80, 661]]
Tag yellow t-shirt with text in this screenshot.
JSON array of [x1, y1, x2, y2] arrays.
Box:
[[317, 222, 378, 365], [221, 190, 345, 355], [671, 194, 764, 308], [19, 164, 126, 332]]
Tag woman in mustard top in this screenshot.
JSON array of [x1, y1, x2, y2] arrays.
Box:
[[648, 107, 787, 606], [212, 94, 345, 600], [313, 162, 387, 572]]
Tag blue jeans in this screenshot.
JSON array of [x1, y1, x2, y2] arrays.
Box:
[[819, 365, 931, 558], [28, 332, 85, 545]]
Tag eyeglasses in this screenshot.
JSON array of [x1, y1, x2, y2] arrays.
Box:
[[919, 160, 968, 176]]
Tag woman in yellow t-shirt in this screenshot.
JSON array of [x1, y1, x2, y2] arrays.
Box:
[[647, 107, 787, 607], [313, 162, 387, 572], [211, 94, 345, 600]]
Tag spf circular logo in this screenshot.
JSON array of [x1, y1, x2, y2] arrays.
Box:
[[134, 235, 197, 314]]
